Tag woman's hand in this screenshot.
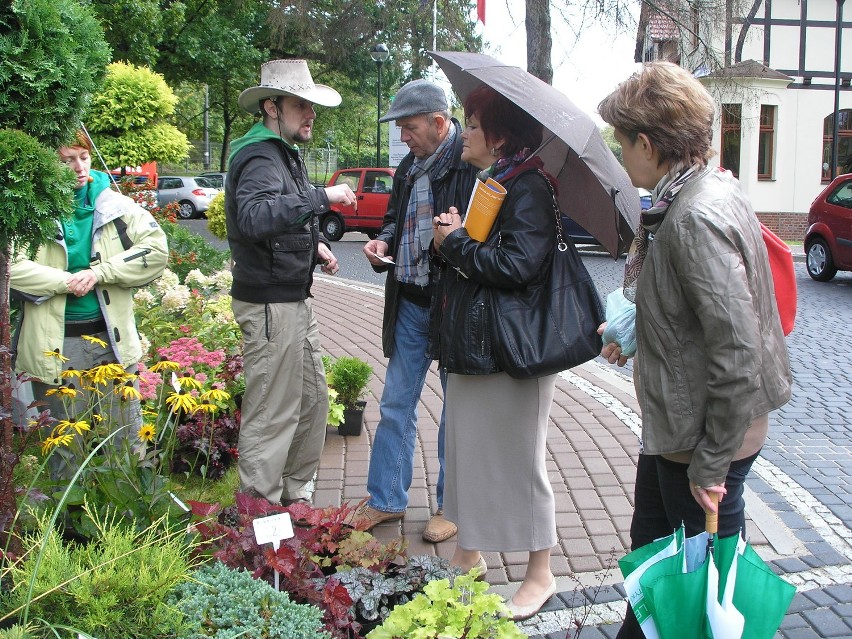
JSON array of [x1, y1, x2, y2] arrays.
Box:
[[689, 482, 727, 513], [66, 269, 98, 297], [598, 322, 629, 367], [433, 207, 462, 249]]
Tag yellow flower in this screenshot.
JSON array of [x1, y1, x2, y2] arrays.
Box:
[[193, 401, 219, 416], [45, 386, 78, 398], [86, 363, 126, 385], [43, 349, 69, 362], [41, 433, 74, 455], [69, 420, 90, 435], [166, 391, 197, 414], [176, 375, 203, 391], [91, 413, 104, 424], [142, 408, 159, 418], [137, 423, 156, 442], [149, 360, 180, 373], [117, 383, 142, 402], [81, 334, 108, 348], [199, 388, 231, 402], [59, 369, 83, 381]]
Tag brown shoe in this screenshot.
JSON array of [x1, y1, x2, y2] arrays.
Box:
[[422, 509, 457, 542], [347, 504, 405, 530]]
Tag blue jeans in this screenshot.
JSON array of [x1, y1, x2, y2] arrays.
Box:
[[367, 297, 445, 512]]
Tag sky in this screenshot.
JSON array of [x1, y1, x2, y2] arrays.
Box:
[[435, 0, 642, 127]]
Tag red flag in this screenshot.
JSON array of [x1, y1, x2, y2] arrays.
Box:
[[477, 0, 485, 24]]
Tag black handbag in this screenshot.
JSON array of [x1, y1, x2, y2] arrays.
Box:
[[488, 172, 605, 379]]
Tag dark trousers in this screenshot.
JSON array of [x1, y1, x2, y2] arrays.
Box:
[[616, 451, 759, 639]]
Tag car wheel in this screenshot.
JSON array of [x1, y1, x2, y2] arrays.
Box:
[[177, 200, 197, 220], [321, 214, 344, 241], [806, 237, 838, 281]]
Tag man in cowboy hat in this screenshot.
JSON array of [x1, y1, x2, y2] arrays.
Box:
[[354, 79, 477, 542], [225, 59, 356, 507]]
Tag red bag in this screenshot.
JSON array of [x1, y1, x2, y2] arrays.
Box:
[[761, 223, 796, 336]]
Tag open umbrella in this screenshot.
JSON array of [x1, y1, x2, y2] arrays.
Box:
[[428, 50, 641, 258]]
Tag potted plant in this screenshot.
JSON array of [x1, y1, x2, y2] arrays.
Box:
[[327, 356, 373, 436]]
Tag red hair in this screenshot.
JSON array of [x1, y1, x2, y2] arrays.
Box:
[[63, 129, 92, 153], [463, 85, 542, 157]]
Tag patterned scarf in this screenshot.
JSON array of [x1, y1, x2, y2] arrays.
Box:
[[396, 125, 457, 286], [622, 164, 699, 301], [491, 148, 533, 182]]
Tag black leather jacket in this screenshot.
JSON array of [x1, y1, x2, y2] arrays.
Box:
[[225, 138, 330, 303], [431, 167, 556, 374], [374, 119, 477, 357]]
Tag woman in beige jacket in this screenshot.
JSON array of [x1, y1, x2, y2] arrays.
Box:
[[596, 62, 792, 639]]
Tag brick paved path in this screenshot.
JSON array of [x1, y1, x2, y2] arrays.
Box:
[[309, 276, 852, 638]]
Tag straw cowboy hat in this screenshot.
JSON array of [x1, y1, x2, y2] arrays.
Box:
[[238, 59, 342, 114]]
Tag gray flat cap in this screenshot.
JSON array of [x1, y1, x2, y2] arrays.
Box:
[[379, 79, 448, 122]]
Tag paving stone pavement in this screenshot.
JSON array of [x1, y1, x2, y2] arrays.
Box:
[[308, 269, 852, 639]]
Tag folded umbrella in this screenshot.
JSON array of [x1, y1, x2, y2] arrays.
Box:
[[429, 50, 641, 258]]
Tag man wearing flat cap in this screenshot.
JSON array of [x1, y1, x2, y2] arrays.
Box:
[[355, 79, 476, 542], [225, 59, 356, 507]]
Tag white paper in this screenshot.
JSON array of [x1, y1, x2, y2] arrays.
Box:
[[252, 512, 294, 546]]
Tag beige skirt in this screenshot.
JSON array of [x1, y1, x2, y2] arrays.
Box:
[[443, 371, 557, 552]]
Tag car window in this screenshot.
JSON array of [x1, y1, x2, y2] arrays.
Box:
[[158, 178, 180, 190], [333, 171, 361, 191], [827, 181, 852, 209], [195, 177, 216, 188], [366, 171, 390, 193]]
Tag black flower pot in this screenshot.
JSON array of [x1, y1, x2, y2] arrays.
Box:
[[339, 400, 366, 436]]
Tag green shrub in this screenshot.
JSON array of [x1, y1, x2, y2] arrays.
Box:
[[1, 507, 197, 638], [161, 219, 230, 283], [169, 562, 330, 639], [327, 356, 373, 409], [206, 191, 227, 240]]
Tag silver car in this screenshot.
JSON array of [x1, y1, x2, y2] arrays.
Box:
[[157, 175, 220, 219]]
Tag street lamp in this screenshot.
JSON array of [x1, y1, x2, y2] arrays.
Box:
[[370, 43, 390, 167]]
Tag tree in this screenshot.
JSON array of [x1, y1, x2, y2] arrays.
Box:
[[85, 62, 191, 171], [0, 0, 110, 550]]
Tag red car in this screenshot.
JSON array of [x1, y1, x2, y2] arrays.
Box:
[[805, 173, 852, 281], [321, 167, 395, 241]]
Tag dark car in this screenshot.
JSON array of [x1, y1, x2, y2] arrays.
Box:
[[804, 173, 852, 281]]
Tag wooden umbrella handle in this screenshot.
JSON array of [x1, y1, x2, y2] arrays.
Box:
[[705, 491, 721, 535]]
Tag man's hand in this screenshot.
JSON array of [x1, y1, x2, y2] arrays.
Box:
[[325, 184, 357, 208], [363, 238, 392, 266], [66, 269, 98, 297], [318, 243, 339, 275]]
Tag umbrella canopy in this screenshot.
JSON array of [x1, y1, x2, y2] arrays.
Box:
[[620, 526, 796, 639], [429, 50, 640, 258]]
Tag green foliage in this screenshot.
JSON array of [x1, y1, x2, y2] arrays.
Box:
[[0, 0, 110, 148], [86, 62, 191, 168], [0, 128, 75, 248], [206, 191, 227, 240], [161, 220, 230, 282], [327, 356, 373, 409], [367, 573, 525, 639], [169, 562, 330, 639], [1, 507, 197, 638], [600, 125, 623, 164]]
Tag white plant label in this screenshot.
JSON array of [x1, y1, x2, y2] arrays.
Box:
[[252, 512, 294, 548]]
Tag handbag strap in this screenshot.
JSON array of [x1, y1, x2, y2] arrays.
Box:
[[533, 168, 569, 254]]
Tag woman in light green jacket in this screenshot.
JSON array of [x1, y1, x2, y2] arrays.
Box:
[[11, 131, 167, 470]]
